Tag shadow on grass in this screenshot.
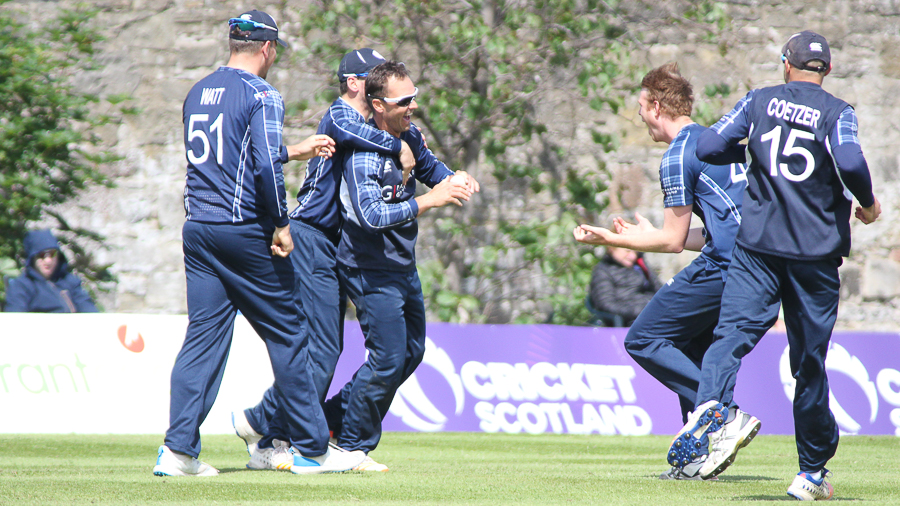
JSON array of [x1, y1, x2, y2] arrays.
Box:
[[647, 473, 779, 482], [717, 474, 779, 482], [218, 467, 253, 474], [737, 495, 856, 501]]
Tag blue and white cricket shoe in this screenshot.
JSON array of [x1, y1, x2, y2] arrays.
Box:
[[700, 407, 761, 477], [667, 400, 727, 471], [787, 469, 833, 501], [291, 445, 366, 475], [153, 445, 218, 477]]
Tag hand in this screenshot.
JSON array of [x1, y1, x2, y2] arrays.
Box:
[[614, 212, 656, 235], [287, 134, 336, 161], [399, 141, 415, 183], [418, 126, 429, 150], [573, 224, 614, 245], [855, 197, 881, 224], [270, 225, 293, 257], [450, 170, 481, 193], [418, 176, 472, 213]]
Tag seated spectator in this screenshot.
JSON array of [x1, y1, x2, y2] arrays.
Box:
[[4, 229, 98, 313], [588, 246, 661, 326]]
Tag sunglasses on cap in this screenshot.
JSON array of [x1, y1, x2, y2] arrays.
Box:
[[342, 72, 369, 80], [228, 18, 278, 33], [369, 87, 419, 107]]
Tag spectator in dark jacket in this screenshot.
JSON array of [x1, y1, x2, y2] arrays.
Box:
[[4, 229, 98, 313], [589, 246, 661, 326]]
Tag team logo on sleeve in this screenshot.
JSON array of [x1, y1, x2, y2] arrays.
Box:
[[254, 89, 282, 102]]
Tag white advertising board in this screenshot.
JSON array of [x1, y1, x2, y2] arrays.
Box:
[[0, 313, 274, 435]]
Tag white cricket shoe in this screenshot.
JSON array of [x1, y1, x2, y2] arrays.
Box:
[[787, 470, 834, 501], [354, 455, 389, 472], [667, 400, 727, 470], [247, 439, 293, 471], [232, 410, 262, 457], [700, 408, 761, 478], [291, 445, 366, 475], [329, 442, 389, 472], [153, 445, 218, 477]]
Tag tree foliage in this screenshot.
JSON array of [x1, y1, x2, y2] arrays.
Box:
[[287, 0, 724, 324], [0, 2, 119, 306]]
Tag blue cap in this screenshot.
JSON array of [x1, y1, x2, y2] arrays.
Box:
[[338, 48, 386, 82], [229, 10, 289, 49], [782, 31, 830, 72]]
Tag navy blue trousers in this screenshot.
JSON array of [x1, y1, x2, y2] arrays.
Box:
[[323, 265, 427, 453], [698, 245, 840, 472], [247, 220, 345, 445], [165, 220, 329, 457], [625, 256, 724, 423]]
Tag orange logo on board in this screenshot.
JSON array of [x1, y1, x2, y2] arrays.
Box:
[[117, 325, 145, 353]]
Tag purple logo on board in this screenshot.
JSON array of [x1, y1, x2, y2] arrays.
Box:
[[329, 325, 900, 436]]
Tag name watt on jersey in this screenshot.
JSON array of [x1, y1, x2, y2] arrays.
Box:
[[197, 87, 282, 105], [199, 87, 225, 106]]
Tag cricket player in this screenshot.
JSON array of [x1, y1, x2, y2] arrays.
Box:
[[153, 10, 364, 477], [669, 31, 881, 498], [328, 60, 477, 467], [574, 62, 756, 480]]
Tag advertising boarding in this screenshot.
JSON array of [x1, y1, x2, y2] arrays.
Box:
[[1, 314, 898, 436]]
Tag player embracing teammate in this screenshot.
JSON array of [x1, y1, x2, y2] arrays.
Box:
[[575, 62, 753, 481], [668, 31, 880, 500]]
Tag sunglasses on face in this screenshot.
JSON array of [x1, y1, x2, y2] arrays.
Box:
[[228, 18, 278, 33], [36, 250, 58, 260], [369, 87, 419, 107]]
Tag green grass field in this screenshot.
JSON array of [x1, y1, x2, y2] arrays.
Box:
[[1, 433, 898, 505]]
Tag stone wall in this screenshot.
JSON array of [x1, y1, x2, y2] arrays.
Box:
[[614, 0, 900, 330], [7, 0, 900, 329]]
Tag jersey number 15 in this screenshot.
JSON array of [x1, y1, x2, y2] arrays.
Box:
[[187, 113, 224, 165], [759, 125, 816, 182]]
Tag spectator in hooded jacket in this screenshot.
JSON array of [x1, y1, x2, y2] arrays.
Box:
[[588, 246, 661, 326], [4, 229, 97, 313]]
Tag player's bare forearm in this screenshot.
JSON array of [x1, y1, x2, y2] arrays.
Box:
[[287, 134, 336, 161], [414, 177, 472, 216], [579, 226, 685, 253], [399, 141, 415, 180], [587, 206, 692, 253], [683, 228, 706, 252]]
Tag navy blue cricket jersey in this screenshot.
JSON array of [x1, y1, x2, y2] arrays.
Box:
[[660, 123, 746, 271], [183, 67, 291, 227], [703, 81, 874, 259], [337, 122, 454, 271], [290, 98, 402, 238]]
